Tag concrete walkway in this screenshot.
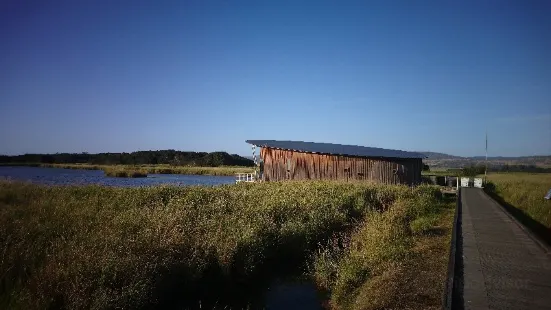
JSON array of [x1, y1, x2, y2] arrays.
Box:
[[454, 188, 551, 310]]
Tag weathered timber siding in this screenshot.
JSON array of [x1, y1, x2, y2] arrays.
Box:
[[261, 148, 422, 185]]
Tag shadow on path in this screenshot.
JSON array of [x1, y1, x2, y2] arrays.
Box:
[[451, 193, 464, 310], [484, 186, 551, 247]]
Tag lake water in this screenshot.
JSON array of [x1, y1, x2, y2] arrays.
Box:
[[0, 166, 236, 187]]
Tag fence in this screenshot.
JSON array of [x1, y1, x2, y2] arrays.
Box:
[[235, 173, 256, 183]]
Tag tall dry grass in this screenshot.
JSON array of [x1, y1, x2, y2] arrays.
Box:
[[486, 173, 551, 229], [311, 185, 453, 309], [0, 181, 452, 309], [1, 163, 254, 176]]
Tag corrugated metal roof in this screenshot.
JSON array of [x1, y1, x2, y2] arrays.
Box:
[[246, 140, 426, 159]]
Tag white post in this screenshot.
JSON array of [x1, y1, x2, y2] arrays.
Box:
[[252, 145, 260, 182]]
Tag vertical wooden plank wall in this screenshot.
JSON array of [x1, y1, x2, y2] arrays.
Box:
[[261, 148, 422, 185]]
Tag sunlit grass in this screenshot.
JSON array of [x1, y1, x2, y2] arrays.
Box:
[[312, 186, 454, 310], [143, 165, 254, 176], [486, 173, 551, 228], [0, 181, 453, 309]]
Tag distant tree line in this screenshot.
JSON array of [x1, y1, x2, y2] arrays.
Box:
[[0, 150, 254, 167]]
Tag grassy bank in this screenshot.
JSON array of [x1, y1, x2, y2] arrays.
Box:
[[138, 164, 254, 176], [1, 163, 254, 176], [486, 173, 551, 242], [312, 187, 454, 309], [102, 167, 148, 178], [0, 181, 454, 309]]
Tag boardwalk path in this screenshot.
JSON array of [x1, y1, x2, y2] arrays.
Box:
[[453, 188, 551, 310]]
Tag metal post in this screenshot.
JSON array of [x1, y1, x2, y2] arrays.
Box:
[[485, 131, 488, 184]]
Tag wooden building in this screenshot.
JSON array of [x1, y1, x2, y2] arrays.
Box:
[[246, 140, 425, 185]]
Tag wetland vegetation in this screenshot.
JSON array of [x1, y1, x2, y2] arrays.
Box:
[[0, 180, 454, 309]]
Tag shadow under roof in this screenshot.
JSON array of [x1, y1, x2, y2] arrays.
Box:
[[246, 140, 426, 159]]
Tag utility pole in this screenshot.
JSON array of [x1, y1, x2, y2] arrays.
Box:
[[485, 130, 488, 182]]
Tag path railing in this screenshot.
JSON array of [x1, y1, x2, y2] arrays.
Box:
[[461, 177, 484, 188], [235, 173, 256, 183]]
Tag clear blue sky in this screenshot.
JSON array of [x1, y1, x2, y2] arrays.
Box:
[[1, 0, 550, 157]]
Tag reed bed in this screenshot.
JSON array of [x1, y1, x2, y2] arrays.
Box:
[[0, 181, 453, 309]]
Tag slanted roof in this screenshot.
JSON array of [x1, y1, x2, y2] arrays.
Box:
[[246, 140, 426, 159]]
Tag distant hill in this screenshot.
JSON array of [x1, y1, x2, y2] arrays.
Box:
[[411, 150, 551, 169], [421, 153, 551, 170], [416, 151, 463, 160]]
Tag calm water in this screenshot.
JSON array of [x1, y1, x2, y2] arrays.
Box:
[[0, 166, 236, 187]]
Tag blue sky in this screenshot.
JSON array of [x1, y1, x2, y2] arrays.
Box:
[[1, 0, 550, 157]]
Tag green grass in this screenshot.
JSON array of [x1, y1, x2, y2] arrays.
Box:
[[1, 163, 254, 176], [486, 173, 551, 230], [0, 181, 454, 309], [312, 186, 454, 310], [410, 214, 439, 235]]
